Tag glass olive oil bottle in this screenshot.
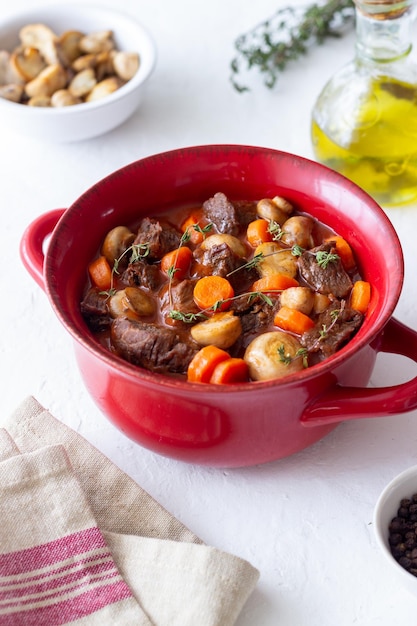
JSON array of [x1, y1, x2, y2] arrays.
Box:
[[311, 0, 417, 207]]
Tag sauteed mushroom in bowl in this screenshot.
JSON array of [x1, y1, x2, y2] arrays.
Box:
[[0, 4, 156, 141], [20, 145, 417, 467]]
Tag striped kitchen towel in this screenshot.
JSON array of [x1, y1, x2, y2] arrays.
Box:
[[0, 440, 150, 625], [0, 397, 259, 626]]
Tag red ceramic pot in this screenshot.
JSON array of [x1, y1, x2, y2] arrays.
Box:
[[20, 145, 417, 467]]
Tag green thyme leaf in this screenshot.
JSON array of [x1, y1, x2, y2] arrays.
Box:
[[315, 250, 340, 268], [230, 0, 355, 91]]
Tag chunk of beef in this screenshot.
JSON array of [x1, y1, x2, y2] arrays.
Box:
[[231, 294, 277, 335], [234, 200, 258, 227], [300, 302, 363, 358], [122, 260, 161, 290], [111, 317, 198, 374], [203, 192, 240, 236], [298, 242, 353, 298], [80, 288, 111, 331], [160, 279, 201, 327], [134, 217, 182, 261], [193, 242, 257, 291]]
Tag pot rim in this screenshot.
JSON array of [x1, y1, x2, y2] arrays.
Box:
[[43, 144, 404, 394]]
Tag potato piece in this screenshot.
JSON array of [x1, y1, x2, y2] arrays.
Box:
[[79, 30, 114, 55], [113, 51, 140, 80], [19, 23, 60, 65], [244, 331, 305, 381], [25, 63, 67, 98], [68, 68, 96, 97], [85, 76, 122, 101], [257, 196, 293, 225], [58, 30, 84, 65], [190, 312, 242, 349], [51, 89, 82, 107], [254, 242, 298, 278], [200, 233, 246, 258], [0, 83, 23, 102], [279, 287, 314, 315], [281, 216, 315, 249], [11, 47, 46, 81]]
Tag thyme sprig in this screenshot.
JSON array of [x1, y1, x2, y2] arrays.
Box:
[[166, 222, 213, 307], [169, 290, 275, 323], [100, 243, 151, 298], [230, 0, 355, 92], [277, 301, 346, 366], [278, 345, 309, 368], [315, 250, 340, 268]]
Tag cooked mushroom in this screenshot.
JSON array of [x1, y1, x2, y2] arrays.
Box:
[[254, 242, 298, 278], [58, 30, 83, 65], [0, 83, 24, 102], [68, 68, 97, 98], [95, 51, 114, 81], [244, 331, 305, 381], [79, 30, 115, 55], [257, 196, 294, 225], [279, 287, 314, 315], [112, 51, 140, 81], [25, 63, 67, 98], [124, 287, 155, 317], [10, 46, 46, 81], [101, 226, 135, 263], [19, 23, 60, 65], [190, 311, 242, 349], [200, 233, 246, 258], [281, 216, 315, 249], [0, 50, 24, 85], [27, 95, 51, 106], [51, 89, 82, 107], [85, 76, 122, 101]]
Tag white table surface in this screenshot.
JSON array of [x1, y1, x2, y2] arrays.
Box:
[[2, 0, 417, 624]]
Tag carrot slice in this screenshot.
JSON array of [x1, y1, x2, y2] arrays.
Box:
[[187, 345, 230, 383], [274, 306, 315, 335], [251, 274, 299, 293], [181, 213, 205, 245], [247, 219, 272, 247], [325, 235, 356, 271], [210, 358, 249, 384], [88, 255, 112, 290], [160, 246, 192, 281], [350, 280, 371, 313], [193, 276, 234, 311]]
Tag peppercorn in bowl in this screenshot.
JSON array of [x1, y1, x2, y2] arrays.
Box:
[[0, 4, 156, 141], [374, 465, 417, 597]]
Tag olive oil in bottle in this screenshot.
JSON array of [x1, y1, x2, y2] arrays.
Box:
[[311, 0, 417, 207]]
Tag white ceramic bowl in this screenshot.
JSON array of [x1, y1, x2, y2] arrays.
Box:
[[0, 3, 156, 142], [374, 465, 417, 598]]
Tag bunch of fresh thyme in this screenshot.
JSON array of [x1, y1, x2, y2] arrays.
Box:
[[230, 0, 355, 92]]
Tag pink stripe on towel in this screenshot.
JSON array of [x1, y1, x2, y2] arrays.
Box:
[[0, 527, 133, 624]]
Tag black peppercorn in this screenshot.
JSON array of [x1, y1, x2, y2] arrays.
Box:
[[388, 492, 417, 577]]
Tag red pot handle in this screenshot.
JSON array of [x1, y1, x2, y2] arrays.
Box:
[[20, 209, 66, 291], [301, 317, 417, 426]]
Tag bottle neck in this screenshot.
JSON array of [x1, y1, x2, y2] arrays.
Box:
[[354, 1, 415, 62]]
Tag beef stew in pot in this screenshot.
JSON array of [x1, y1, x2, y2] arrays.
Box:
[[80, 192, 370, 384]]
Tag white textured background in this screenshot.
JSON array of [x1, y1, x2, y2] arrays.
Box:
[[2, 1, 417, 624]]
